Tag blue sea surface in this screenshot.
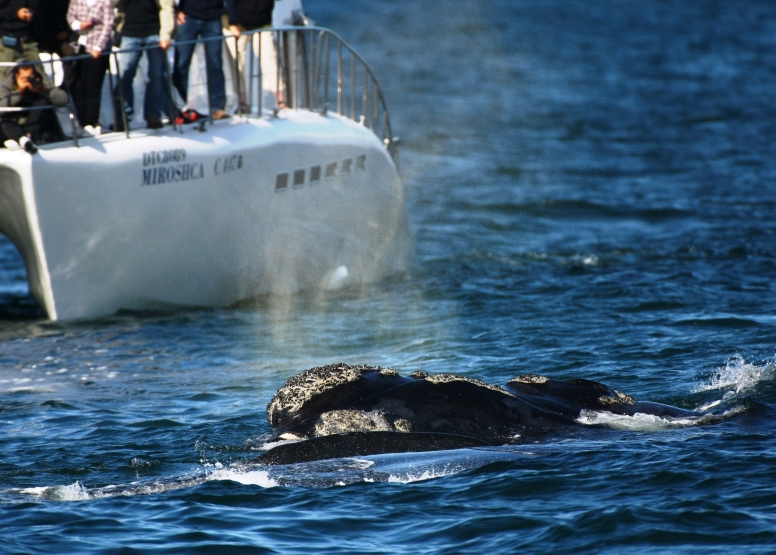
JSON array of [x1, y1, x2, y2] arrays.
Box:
[[2, 0, 776, 553]]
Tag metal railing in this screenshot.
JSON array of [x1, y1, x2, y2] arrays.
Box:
[[0, 26, 398, 161]]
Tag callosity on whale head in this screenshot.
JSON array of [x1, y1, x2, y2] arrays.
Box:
[[254, 364, 702, 465]]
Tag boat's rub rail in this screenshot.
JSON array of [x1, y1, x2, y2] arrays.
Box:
[[0, 25, 399, 163]]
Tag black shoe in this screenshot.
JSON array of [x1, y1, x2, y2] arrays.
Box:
[[20, 136, 37, 154], [146, 117, 163, 129]]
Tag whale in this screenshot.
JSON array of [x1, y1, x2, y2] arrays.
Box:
[[254, 363, 703, 465]]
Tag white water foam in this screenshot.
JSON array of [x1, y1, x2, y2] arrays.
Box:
[[19, 481, 91, 501], [576, 406, 745, 431], [386, 467, 462, 483], [576, 409, 704, 431], [693, 354, 776, 407], [205, 467, 278, 488]]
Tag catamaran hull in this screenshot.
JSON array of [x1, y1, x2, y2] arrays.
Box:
[[0, 111, 413, 320]]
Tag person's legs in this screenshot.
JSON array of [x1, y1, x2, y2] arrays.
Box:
[[234, 32, 249, 108], [20, 98, 53, 140], [172, 18, 201, 103], [256, 28, 281, 109], [200, 18, 226, 112], [0, 42, 19, 76], [142, 35, 166, 122], [0, 40, 43, 79], [1, 118, 25, 142], [71, 55, 90, 127], [84, 55, 109, 126], [116, 36, 144, 121]]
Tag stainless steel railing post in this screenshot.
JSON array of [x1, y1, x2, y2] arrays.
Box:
[[163, 48, 178, 132], [323, 34, 330, 108], [350, 53, 355, 119], [362, 65, 367, 125], [257, 30, 262, 115], [0, 27, 397, 163], [294, 30, 299, 110], [248, 30, 255, 115], [107, 50, 130, 138], [372, 78, 378, 133], [337, 41, 342, 115], [232, 34, 242, 117]]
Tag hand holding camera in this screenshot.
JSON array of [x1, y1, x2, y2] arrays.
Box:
[[16, 67, 43, 94]]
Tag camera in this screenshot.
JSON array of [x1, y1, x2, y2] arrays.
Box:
[[27, 72, 41, 87]]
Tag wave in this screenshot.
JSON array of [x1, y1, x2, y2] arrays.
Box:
[[13, 448, 533, 500], [693, 354, 776, 409]]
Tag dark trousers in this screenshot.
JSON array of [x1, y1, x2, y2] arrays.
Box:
[[1, 98, 63, 142], [173, 17, 226, 111], [72, 52, 109, 127]]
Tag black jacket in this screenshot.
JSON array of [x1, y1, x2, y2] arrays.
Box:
[[237, 0, 273, 30], [0, 0, 33, 39], [31, 0, 69, 51]]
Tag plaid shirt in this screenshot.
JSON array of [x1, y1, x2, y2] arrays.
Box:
[[66, 0, 115, 53]]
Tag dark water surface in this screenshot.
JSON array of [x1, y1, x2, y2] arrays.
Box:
[[3, 0, 776, 553]]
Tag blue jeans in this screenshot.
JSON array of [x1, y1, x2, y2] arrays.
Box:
[[116, 35, 170, 122], [173, 17, 226, 111]]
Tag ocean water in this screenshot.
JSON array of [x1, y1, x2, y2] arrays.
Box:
[[2, 0, 776, 553]]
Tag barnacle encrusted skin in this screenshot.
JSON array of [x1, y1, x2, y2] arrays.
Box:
[[313, 410, 395, 436], [411, 371, 428, 379], [597, 390, 636, 406], [613, 389, 636, 405], [508, 374, 550, 385], [267, 363, 398, 424], [425, 373, 514, 397]]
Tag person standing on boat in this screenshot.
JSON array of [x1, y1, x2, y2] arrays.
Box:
[[66, 0, 114, 135], [113, 0, 174, 130], [222, 0, 281, 113], [173, 0, 239, 120], [0, 0, 43, 74], [0, 60, 67, 153], [31, 0, 76, 88]]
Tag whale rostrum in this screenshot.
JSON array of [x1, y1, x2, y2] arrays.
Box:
[[255, 363, 700, 465]]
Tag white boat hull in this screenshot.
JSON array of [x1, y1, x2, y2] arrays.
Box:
[[0, 111, 413, 320]]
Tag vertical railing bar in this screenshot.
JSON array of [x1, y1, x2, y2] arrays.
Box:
[[350, 51, 355, 119], [256, 30, 261, 115], [323, 34, 330, 108], [108, 51, 130, 138], [317, 31, 324, 109], [307, 30, 314, 109], [232, 34, 242, 117], [29, 27, 396, 150], [163, 49, 178, 131], [337, 40, 342, 114], [312, 31, 318, 107], [275, 30, 280, 109], [362, 64, 367, 124], [62, 74, 79, 146], [372, 78, 378, 132], [248, 30, 254, 115], [294, 29, 304, 110], [204, 37, 214, 123], [294, 30, 299, 110]]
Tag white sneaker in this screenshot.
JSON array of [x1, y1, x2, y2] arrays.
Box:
[[83, 125, 101, 136], [19, 136, 37, 154], [3, 139, 20, 150]]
